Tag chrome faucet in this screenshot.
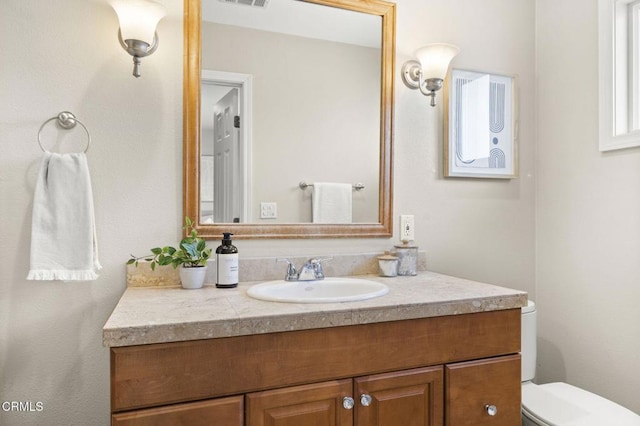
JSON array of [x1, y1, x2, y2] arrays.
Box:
[[276, 257, 332, 281], [276, 258, 299, 281]]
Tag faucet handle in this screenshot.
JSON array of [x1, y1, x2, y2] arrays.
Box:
[[309, 257, 332, 280], [276, 258, 298, 281]]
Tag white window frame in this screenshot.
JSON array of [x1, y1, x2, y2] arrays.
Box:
[[629, 0, 640, 129], [599, 0, 640, 151]]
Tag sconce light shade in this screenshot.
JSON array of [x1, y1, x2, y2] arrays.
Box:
[[402, 43, 460, 107], [110, 0, 166, 78], [414, 43, 460, 81]]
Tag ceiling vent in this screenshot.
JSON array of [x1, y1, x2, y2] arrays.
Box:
[[218, 0, 269, 8]]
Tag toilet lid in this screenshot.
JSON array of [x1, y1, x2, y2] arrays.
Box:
[[522, 382, 640, 426], [522, 300, 536, 314]]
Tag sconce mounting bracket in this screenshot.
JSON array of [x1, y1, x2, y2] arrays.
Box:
[[401, 60, 422, 89]]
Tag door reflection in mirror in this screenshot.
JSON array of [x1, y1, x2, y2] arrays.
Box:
[[201, 71, 252, 224]]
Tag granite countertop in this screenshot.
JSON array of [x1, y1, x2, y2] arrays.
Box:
[[103, 270, 527, 348]]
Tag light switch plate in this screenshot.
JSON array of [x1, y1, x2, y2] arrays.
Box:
[[400, 214, 415, 241]]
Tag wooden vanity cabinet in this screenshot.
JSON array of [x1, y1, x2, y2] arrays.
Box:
[[110, 309, 521, 425]]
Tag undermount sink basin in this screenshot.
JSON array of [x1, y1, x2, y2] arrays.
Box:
[[246, 277, 389, 303]]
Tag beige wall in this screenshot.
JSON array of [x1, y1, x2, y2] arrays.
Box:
[[395, 0, 536, 292], [536, 0, 640, 413], [0, 0, 535, 424]]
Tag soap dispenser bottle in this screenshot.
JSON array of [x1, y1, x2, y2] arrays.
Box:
[[215, 232, 238, 288]]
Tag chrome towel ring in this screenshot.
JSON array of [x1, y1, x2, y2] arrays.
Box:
[[37, 111, 91, 153]]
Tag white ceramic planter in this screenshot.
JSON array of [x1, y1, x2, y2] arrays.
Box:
[[179, 266, 207, 289]]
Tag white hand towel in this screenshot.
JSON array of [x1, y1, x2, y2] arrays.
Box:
[[312, 182, 352, 224], [27, 152, 101, 281]]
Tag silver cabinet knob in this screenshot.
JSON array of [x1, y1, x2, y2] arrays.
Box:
[[343, 396, 355, 410], [485, 404, 498, 416], [360, 394, 373, 407]]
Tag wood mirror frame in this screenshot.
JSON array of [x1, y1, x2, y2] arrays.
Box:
[[183, 0, 395, 239]]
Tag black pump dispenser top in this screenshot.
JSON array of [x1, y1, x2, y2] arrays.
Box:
[[217, 233, 237, 254]]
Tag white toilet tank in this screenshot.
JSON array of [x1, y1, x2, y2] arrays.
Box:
[[521, 300, 537, 382]]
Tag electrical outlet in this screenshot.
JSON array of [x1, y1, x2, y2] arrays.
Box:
[[260, 202, 277, 219], [400, 214, 415, 242]]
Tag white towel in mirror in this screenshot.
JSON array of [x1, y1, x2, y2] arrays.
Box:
[[312, 182, 352, 224]]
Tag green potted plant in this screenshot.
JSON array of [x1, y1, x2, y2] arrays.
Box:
[[128, 217, 212, 289]]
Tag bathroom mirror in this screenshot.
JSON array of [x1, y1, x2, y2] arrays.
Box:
[[184, 0, 395, 239]]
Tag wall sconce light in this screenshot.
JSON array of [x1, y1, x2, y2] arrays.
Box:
[[401, 43, 460, 107], [110, 0, 166, 78]]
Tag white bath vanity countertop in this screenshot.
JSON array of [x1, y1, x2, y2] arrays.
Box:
[[103, 270, 527, 348]]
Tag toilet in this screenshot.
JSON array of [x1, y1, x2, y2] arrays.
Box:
[[521, 301, 640, 425]]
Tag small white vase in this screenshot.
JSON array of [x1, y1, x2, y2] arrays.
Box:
[[179, 266, 207, 289]]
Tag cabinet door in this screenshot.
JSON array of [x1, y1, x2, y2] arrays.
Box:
[[111, 395, 243, 426], [355, 366, 444, 426], [246, 379, 353, 426], [445, 354, 521, 426]]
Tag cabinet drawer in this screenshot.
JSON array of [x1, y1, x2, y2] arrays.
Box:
[[445, 354, 521, 426], [111, 395, 243, 426]]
